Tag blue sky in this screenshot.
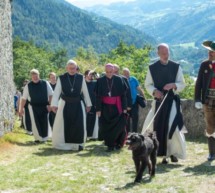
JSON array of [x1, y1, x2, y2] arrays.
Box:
[[65, 0, 135, 8]]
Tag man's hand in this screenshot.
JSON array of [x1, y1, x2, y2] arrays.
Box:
[[86, 106, 91, 113], [153, 89, 163, 99], [163, 83, 176, 91], [19, 109, 24, 117], [47, 105, 52, 112], [127, 107, 131, 111], [51, 106, 58, 113], [96, 111, 101, 117]]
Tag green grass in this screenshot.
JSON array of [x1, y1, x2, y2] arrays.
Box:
[[0, 125, 215, 193]]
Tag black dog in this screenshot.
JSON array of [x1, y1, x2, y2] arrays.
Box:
[[126, 132, 159, 183]]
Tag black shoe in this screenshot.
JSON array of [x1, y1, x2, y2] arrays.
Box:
[[207, 154, 215, 161], [34, 140, 40, 144], [161, 158, 168, 164], [78, 146, 84, 151], [107, 146, 114, 152], [170, 155, 178, 162], [115, 145, 121, 150]]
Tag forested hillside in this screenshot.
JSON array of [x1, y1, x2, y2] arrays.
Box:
[[86, 0, 214, 76], [12, 0, 155, 56], [87, 0, 215, 45]]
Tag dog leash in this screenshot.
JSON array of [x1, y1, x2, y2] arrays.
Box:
[[145, 91, 169, 130]]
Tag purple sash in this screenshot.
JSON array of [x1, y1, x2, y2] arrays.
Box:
[[102, 96, 122, 114]]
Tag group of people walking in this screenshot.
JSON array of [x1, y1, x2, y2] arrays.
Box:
[[18, 59, 143, 152], [18, 40, 215, 163]]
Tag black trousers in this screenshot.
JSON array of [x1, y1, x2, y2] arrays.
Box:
[[127, 102, 139, 133]]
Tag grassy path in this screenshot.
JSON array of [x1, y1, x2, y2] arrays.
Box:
[[0, 126, 215, 193]]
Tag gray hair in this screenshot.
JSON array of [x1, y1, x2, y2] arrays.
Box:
[[157, 43, 169, 51], [66, 59, 77, 67], [30, 69, 39, 75], [49, 72, 56, 77], [122, 67, 130, 73], [113, 64, 120, 70]]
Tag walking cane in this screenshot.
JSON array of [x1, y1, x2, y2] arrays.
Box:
[[145, 91, 169, 131]]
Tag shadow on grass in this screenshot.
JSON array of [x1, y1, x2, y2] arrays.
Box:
[[125, 163, 184, 182], [77, 143, 122, 157], [9, 140, 53, 147], [125, 170, 136, 175], [120, 163, 181, 191], [7, 141, 38, 147], [115, 176, 152, 191], [125, 162, 183, 177], [183, 161, 215, 176], [32, 142, 121, 157], [156, 162, 184, 174], [33, 147, 77, 156]]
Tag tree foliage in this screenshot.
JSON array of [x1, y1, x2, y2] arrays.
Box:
[[99, 41, 151, 88], [74, 46, 100, 73], [13, 37, 68, 89], [180, 75, 195, 99], [13, 38, 194, 99]]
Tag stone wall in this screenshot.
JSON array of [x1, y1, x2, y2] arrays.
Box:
[[0, 0, 15, 136], [138, 99, 205, 138]]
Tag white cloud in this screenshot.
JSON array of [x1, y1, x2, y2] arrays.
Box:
[[65, 0, 135, 8]]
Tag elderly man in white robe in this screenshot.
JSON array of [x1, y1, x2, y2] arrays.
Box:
[[51, 60, 92, 151], [142, 43, 187, 164]]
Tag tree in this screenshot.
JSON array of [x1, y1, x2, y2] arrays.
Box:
[[179, 75, 195, 99], [74, 46, 101, 74], [101, 41, 152, 95], [13, 37, 59, 89], [50, 48, 68, 69]]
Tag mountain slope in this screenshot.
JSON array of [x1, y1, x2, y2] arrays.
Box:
[[87, 0, 215, 45], [12, 0, 156, 56]]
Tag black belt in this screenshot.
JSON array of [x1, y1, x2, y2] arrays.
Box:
[[61, 95, 81, 103], [29, 102, 48, 107]]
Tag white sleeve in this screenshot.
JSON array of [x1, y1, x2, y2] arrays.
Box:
[[46, 81, 54, 96], [82, 79, 92, 107], [175, 66, 186, 93], [144, 69, 156, 96], [51, 78, 62, 107], [22, 84, 29, 100]]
